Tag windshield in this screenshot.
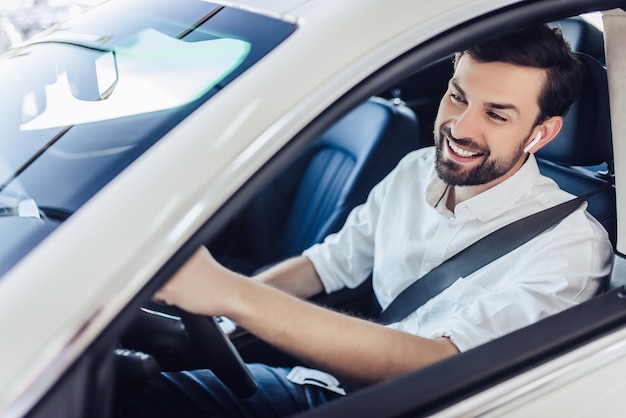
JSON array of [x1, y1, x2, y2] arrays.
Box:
[[0, 0, 295, 277]]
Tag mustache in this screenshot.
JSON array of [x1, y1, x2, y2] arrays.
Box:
[[439, 126, 487, 154]]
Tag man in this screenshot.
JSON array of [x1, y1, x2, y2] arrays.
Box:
[[124, 24, 613, 417]]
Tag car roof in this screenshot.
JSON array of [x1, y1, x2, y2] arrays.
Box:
[[212, 0, 523, 25]]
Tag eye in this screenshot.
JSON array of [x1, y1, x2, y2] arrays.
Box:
[[487, 111, 507, 122], [449, 92, 466, 104]]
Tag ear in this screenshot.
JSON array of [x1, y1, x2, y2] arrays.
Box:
[[525, 116, 563, 154]]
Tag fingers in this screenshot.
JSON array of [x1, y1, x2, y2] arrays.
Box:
[[150, 248, 207, 307], [152, 290, 173, 306], [149, 246, 236, 315]]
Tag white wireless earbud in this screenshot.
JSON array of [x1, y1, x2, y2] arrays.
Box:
[[523, 131, 542, 153]]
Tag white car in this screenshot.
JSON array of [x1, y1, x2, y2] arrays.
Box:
[[0, 0, 625, 417]]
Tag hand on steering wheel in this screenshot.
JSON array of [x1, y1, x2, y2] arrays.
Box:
[[127, 305, 257, 398], [176, 309, 257, 398]]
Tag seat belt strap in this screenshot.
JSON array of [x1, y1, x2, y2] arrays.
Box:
[[377, 183, 611, 325]]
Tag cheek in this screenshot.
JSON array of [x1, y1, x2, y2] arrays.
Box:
[[438, 96, 453, 114], [484, 132, 527, 158], [434, 98, 453, 126]]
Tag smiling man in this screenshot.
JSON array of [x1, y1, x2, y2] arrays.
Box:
[[436, 46, 564, 203], [124, 24, 613, 417]]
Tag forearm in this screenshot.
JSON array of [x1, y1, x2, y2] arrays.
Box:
[[253, 255, 324, 298], [157, 248, 458, 384], [225, 274, 459, 385]]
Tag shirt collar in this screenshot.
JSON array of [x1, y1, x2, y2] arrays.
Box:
[[426, 154, 542, 222]]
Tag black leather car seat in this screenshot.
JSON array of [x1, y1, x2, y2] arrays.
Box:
[[535, 52, 615, 246], [219, 96, 420, 274]]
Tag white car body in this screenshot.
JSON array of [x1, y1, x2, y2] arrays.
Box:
[[0, 0, 624, 416]]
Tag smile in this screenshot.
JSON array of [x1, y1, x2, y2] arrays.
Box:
[[447, 137, 483, 158]]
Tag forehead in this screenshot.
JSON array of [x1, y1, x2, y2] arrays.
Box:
[[452, 54, 546, 116]]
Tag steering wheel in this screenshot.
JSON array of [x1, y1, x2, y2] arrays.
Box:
[[176, 310, 258, 398], [128, 305, 257, 398]]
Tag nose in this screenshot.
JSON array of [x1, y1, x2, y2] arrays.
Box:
[[450, 106, 481, 141]]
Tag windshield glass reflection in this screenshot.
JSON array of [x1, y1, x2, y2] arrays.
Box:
[[20, 32, 250, 130]]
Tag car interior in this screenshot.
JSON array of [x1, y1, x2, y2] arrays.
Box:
[[209, 14, 616, 310], [23, 6, 626, 418], [136, 9, 621, 413], [212, 96, 420, 276], [290, 14, 621, 418], [96, 17, 613, 409]]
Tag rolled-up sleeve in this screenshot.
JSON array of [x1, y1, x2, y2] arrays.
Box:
[[303, 170, 393, 294]]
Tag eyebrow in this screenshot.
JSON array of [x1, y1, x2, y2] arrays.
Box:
[[451, 80, 521, 117]]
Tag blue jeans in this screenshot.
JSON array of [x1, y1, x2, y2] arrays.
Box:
[[120, 364, 352, 417]]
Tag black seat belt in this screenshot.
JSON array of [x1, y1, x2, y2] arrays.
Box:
[[377, 183, 611, 325]]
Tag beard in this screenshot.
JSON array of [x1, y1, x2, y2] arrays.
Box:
[[434, 125, 528, 186]]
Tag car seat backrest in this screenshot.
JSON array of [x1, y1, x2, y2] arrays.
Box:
[[535, 52, 616, 246], [551, 17, 605, 65], [242, 97, 419, 272], [537, 53, 612, 166]]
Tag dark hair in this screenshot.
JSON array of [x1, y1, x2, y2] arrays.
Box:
[[455, 24, 586, 124]]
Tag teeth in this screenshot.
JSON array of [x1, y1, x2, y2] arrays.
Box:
[[448, 138, 480, 157]]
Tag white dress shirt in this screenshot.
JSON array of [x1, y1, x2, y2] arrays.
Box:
[[303, 147, 613, 352]]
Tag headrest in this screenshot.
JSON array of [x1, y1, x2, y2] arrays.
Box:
[[536, 53, 613, 166]]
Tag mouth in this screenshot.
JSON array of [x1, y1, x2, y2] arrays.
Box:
[[445, 136, 485, 161]]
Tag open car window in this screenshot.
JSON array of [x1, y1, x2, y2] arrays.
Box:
[[176, 5, 622, 418], [13, 1, 626, 418]]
